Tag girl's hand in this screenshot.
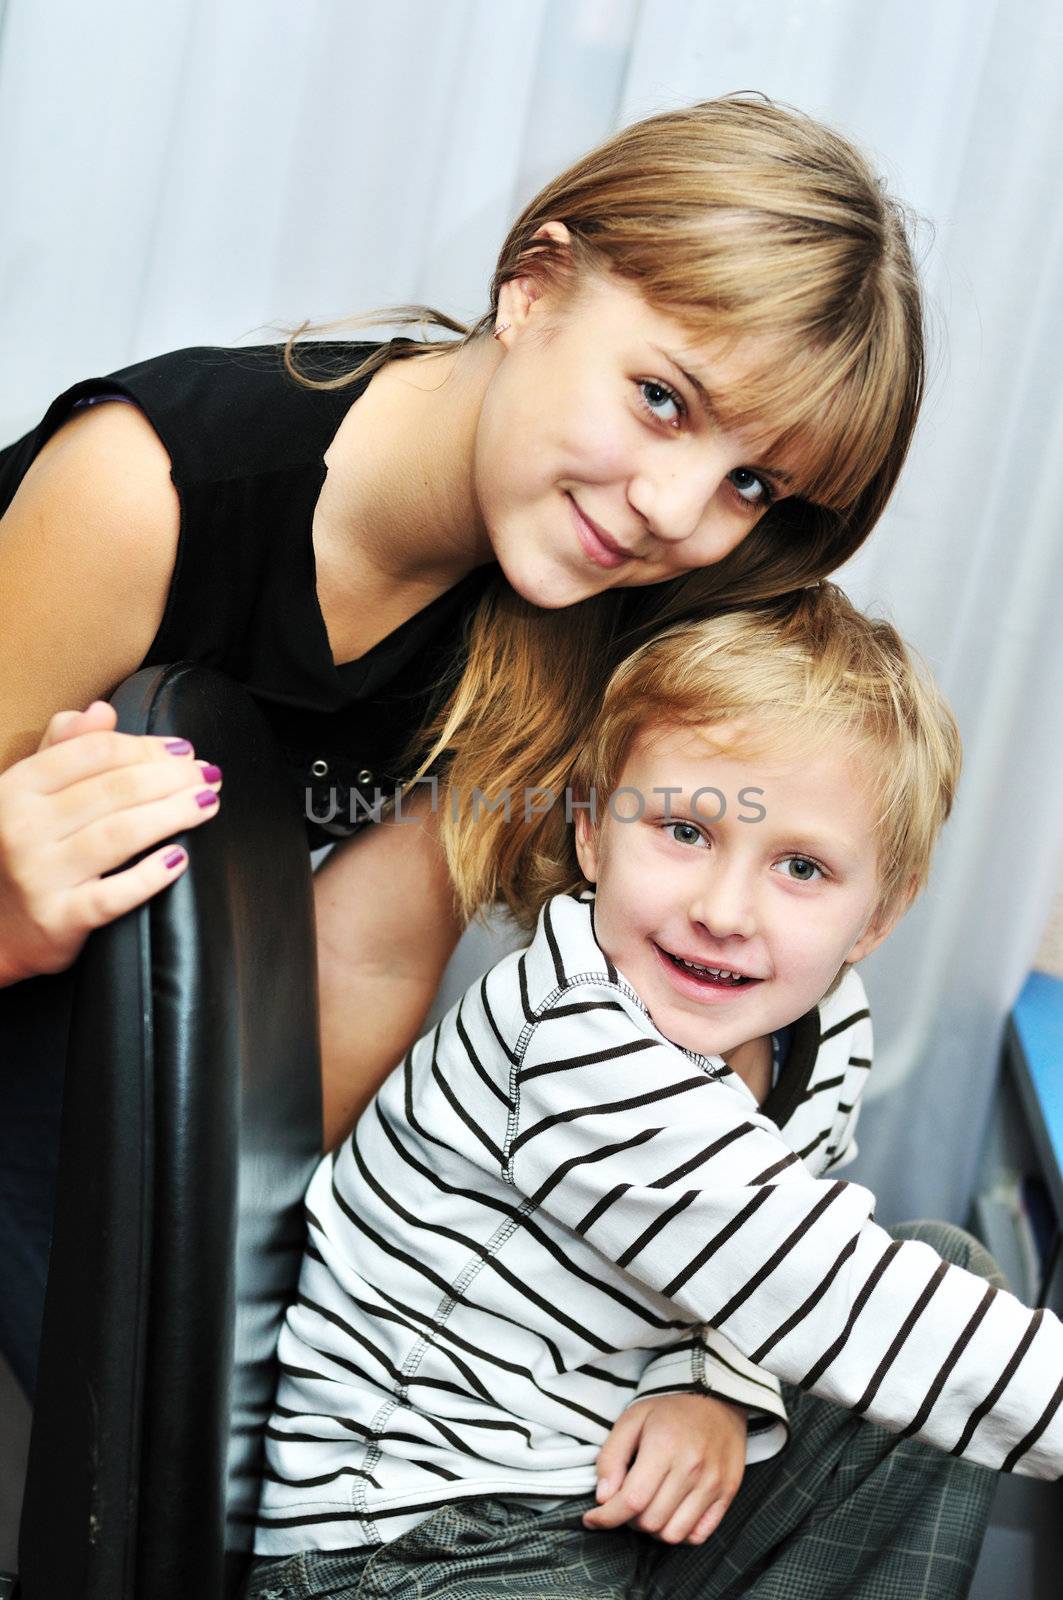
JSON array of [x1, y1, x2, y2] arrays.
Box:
[[0, 700, 222, 987], [582, 1392, 747, 1546]]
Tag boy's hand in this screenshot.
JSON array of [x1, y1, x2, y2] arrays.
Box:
[[582, 1393, 747, 1545]]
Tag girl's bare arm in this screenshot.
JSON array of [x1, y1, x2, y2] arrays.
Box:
[[0, 401, 221, 982], [315, 794, 463, 1150]]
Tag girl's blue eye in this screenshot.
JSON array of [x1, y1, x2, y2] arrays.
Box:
[[776, 855, 822, 883], [728, 467, 770, 508], [636, 381, 777, 508], [637, 379, 683, 427], [664, 821, 706, 848]]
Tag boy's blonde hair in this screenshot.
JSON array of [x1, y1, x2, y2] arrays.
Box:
[[287, 95, 927, 924], [539, 583, 962, 925]]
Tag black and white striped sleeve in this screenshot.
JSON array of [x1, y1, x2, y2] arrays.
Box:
[[507, 985, 1063, 1478], [630, 1325, 789, 1459], [822, 1099, 862, 1173]]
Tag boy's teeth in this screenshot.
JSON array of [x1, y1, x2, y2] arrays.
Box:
[[674, 956, 746, 983]]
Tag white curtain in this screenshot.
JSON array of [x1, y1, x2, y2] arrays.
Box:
[[3, 0, 1061, 1224]]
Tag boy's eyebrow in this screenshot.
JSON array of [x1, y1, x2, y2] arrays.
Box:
[[647, 788, 865, 865], [650, 343, 796, 488], [772, 832, 859, 864]]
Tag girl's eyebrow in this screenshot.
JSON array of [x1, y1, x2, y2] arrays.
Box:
[[650, 343, 716, 414], [650, 343, 795, 488]]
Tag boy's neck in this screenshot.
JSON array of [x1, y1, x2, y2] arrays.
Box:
[[722, 1034, 774, 1106]]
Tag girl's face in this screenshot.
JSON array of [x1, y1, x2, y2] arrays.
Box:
[[473, 261, 802, 609]]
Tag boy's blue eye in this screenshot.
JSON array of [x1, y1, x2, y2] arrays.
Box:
[[776, 856, 822, 882], [664, 821, 706, 848]]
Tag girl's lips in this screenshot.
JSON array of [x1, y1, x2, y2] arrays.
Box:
[[568, 494, 630, 569], [653, 942, 763, 1004]]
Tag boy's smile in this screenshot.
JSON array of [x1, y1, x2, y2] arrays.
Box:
[[574, 722, 899, 1062]]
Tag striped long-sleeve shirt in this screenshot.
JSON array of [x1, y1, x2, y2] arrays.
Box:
[[255, 890, 1063, 1553]]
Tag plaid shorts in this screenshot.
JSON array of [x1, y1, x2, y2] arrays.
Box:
[[245, 1221, 1005, 1600]]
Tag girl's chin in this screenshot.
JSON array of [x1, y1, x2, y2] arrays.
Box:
[[499, 555, 605, 610]]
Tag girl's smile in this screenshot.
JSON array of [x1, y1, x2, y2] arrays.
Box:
[[317, 258, 797, 611], [567, 492, 639, 569], [476, 249, 803, 608]]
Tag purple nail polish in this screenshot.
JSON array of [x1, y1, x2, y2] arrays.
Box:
[[165, 738, 193, 756], [164, 848, 186, 869], [200, 763, 222, 783], [196, 789, 219, 809]]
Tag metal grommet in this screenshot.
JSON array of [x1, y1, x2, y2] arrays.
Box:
[[310, 758, 329, 779], [357, 768, 374, 786]]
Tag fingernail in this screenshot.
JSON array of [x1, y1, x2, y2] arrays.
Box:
[[200, 763, 222, 783], [165, 739, 193, 755], [164, 848, 186, 869], [196, 789, 219, 809]]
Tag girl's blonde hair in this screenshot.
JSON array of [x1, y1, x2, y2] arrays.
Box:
[[286, 95, 927, 924], [547, 583, 962, 927]]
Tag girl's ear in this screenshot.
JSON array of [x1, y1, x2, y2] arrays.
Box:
[[573, 803, 600, 884], [495, 220, 574, 342]]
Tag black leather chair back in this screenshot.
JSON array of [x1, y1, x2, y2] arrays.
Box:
[[16, 665, 323, 1600]]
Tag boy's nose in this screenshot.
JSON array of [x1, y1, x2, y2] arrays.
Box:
[[688, 872, 757, 942]]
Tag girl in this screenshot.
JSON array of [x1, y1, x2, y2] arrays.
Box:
[[0, 96, 921, 1441]]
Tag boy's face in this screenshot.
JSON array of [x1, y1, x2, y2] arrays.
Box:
[[574, 722, 900, 1060]]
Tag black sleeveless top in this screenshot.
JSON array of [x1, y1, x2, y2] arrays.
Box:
[[0, 343, 495, 848]]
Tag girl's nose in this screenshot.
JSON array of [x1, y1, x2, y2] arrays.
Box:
[[627, 446, 746, 554]]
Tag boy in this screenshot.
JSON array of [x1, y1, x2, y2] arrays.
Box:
[[247, 585, 1061, 1600]]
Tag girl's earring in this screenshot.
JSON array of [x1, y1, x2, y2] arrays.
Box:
[[493, 322, 511, 341]]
